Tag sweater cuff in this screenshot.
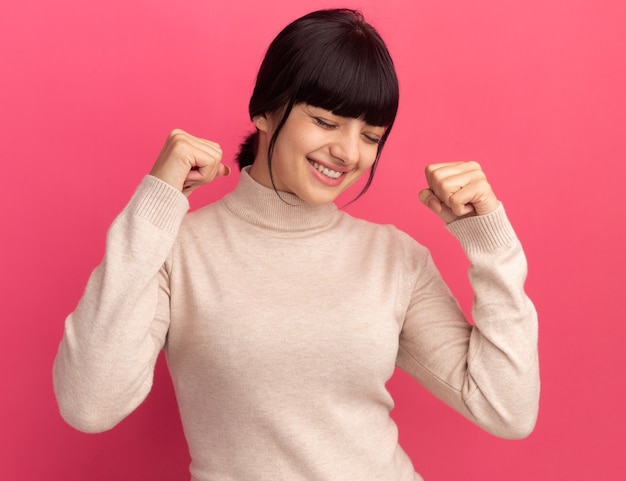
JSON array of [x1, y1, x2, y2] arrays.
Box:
[[446, 204, 517, 254], [126, 175, 189, 235]]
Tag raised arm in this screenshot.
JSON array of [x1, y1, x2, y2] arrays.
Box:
[[53, 129, 229, 432], [397, 161, 539, 439]]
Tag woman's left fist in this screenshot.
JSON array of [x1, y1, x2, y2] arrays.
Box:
[[418, 161, 500, 223]]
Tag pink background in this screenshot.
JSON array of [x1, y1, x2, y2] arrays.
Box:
[[2, 0, 625, 479]]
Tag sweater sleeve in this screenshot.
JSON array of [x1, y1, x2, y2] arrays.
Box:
[[396, 205, 540, 439], [52, 175, 189, 433]]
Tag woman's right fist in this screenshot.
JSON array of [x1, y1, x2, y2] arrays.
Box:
[[149, 129, 231, 196]]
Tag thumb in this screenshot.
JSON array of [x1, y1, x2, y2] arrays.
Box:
[[418, 189, 442, 214], [419, 188, 460, 223], [216, 163, 232, 178]]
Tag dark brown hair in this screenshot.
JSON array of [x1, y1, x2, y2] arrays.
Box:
[[236, 9, 399, 200]]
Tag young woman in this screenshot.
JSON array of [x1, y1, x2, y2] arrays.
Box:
[[53, 9, 539, 481]]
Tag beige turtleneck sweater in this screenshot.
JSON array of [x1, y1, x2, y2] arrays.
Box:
[[53, 168, 539, 480]]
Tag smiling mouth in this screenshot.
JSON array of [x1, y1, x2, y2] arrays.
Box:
[[308, 160, 343, 179]]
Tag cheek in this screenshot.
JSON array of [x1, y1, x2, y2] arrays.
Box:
[[274, 124, 311, 155], [360, 148, 379, 170], [270, 136, 309, 182]]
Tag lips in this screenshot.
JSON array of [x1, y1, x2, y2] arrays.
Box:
[[308, 159, 343, 179]]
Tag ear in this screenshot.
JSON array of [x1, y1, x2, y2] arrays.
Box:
[[253, 114, 270, 132]]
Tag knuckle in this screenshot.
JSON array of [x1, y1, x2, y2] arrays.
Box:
[[168, 129, 189, 146], [424, 164, 439, 181], [467, 160, 482, 171], [439, 177, 455, 191], [429, 170, 443, 185]]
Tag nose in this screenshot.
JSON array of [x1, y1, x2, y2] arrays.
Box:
[[330, 129, 360, 166]]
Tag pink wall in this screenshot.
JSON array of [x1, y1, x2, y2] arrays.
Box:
[[2, 0, 624, 479]]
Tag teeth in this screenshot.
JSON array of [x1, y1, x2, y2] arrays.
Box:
[[310, 160, 342, 179]]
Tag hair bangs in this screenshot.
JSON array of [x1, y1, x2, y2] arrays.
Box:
[[294, 31, 399, 128]]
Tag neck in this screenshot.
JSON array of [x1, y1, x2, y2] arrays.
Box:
[[222, 167, 338, 233]]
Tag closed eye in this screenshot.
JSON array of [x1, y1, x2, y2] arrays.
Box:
[[313, 117, 337, 129]]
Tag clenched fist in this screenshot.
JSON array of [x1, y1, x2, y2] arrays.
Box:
[[418, 161, 500, 223], [149, 129, 231, 196]]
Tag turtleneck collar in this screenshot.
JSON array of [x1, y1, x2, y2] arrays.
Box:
[[222, 167, 339, 233]]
